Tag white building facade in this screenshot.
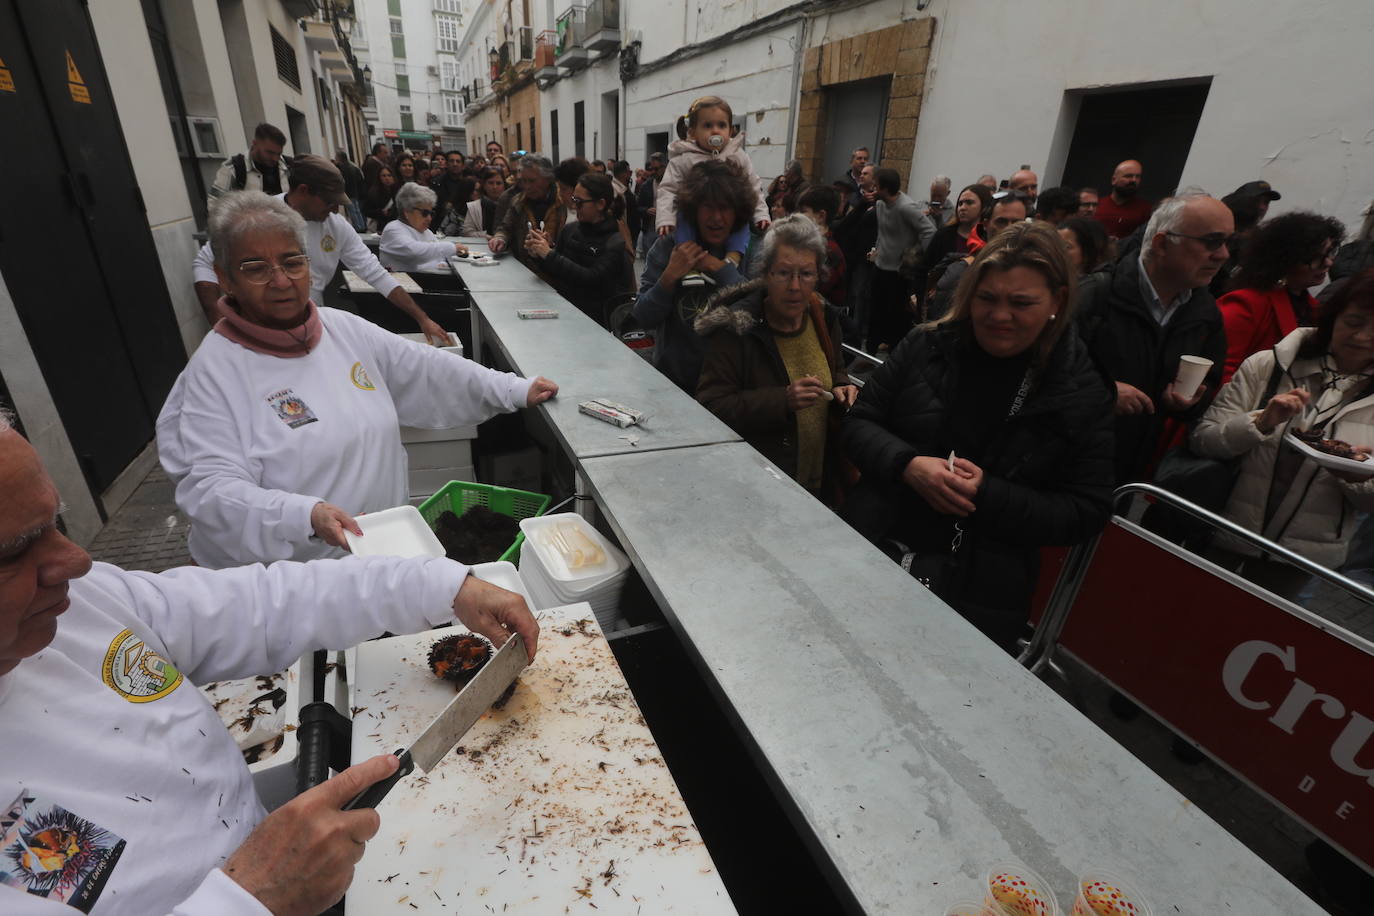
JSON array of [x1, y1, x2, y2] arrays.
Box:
[[353, 0, 470, 153], [0, 0, 370, 542], [464, 0, 1373, 233]]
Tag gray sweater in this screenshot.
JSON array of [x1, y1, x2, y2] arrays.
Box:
[[874, 192, 936, 272]]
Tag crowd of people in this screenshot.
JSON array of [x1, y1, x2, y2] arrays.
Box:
[[4, 106, 1374, 912], [324, 108, 1374, 666]]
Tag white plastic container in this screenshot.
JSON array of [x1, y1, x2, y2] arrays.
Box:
[[518, 514, 631, 632], [202, 650, 347, 812], [397, 330, 463, 354], [345, 505, 444, 558]]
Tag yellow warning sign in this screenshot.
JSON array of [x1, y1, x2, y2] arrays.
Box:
[[0, 56, 14, 93], [66, 50, 89, 104]]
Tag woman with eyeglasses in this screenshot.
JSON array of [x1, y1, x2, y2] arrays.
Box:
[[1191, 269, 1374, 598], [842, 222, 1114, 652], [380, 183, 469, 271], [523, 172, 634, 329], [1216, 212, 1346, 383], [695, 215, 856, 499], [157, 191, 557, 569]]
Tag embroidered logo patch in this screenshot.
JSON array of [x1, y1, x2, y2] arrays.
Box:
[[0, 791, 126, 911], [100, 629, 183, 703], [321, 233, 336, 253], [350, 362, 376, 391], [266, 388, 319, 429]]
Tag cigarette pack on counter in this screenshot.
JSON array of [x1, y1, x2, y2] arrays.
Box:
[[590, 398, 650, 427], [517, 308, 560, 319], [578, 401, 636, 428]]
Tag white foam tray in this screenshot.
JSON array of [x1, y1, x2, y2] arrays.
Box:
[[345, 505, 444, 559]]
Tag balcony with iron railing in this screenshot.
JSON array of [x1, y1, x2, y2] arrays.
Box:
[[582, 0, 620, 52], [554, 7, 590, 69], [534, 29, 558, 80]]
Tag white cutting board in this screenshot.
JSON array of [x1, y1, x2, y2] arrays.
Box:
[[347, 604, 735, 914]]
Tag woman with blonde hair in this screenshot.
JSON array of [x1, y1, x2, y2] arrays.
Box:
[[842, 221, 1115, 651]]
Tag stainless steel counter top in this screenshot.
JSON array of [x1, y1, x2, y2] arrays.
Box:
[[576, 442, 1326, 915]]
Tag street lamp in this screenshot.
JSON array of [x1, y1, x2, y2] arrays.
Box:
[[333, 0, 355, 33], [489, 46, 500, 76]]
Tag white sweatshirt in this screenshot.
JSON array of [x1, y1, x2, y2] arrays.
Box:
[[157, 307, 534, 569], [0, 556, 467, 915], [192, 195, 401, 305], [655, 135, 769, 230], [378, 220, 456, 272]]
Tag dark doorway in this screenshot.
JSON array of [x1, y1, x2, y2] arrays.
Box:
[[285, 104, 309, 156], [644, 130, 669, 163], [1059, 81, 1212, 203], [573, 99, 585, 159], [821, 76, 889, 183], [0, 0, 187, 494]]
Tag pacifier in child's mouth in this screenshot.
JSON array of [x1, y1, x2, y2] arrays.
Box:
[[708, 134, 725, 150]]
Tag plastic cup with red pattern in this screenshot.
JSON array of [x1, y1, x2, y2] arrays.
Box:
[[1070, 870, 1152, 916], [983, 863, 1061, 916]]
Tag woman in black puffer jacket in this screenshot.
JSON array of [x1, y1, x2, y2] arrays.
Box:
[[525, 171, 635, 329], [842, 221, 1115, 652]]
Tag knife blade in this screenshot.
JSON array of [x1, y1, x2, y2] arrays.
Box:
[[345, 632, 528, 810]]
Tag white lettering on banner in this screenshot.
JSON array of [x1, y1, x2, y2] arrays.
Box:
[[1271, 680, 1345, 734], [1337, 802, 1356, 819], [1331, 714, 1374, 787], [1223, 640, 1374, 788], [1221, 639, 1293, 710]]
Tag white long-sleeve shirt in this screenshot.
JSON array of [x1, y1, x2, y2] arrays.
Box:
[[379, 219, 456, 272], [157, 307, 534, 568], [193, 195, 400, 304], [0, 556, 467, 915]]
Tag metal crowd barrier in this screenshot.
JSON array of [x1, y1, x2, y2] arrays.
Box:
[[1018, 482, 1374, 875], [1020, 482, 1374, 671]]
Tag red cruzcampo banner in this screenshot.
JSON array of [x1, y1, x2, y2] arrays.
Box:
[[1058, 520, 1374, 872]]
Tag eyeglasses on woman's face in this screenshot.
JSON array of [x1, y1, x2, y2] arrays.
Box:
[[767, 268, 818, 286], [237, 255, 311, 284]]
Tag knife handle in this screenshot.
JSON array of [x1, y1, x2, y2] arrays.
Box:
[[344, 749, 413, 810]]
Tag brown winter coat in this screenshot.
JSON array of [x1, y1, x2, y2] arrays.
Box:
[[694, 280, 850, 490]]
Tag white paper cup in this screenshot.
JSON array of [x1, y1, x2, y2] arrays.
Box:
[[1173, 355, 1212, 399]]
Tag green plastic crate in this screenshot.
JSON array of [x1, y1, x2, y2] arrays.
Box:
[[417, 481, 552, 566]]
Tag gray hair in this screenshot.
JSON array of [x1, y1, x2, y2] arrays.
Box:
[[931, 175, 952, 190], [395, 182, 437, 215], [208, 191, 307, 273], [1142, 188, 1213, 260], [758, 213, 828, 277], [519, 153, 554, 177], [0, 405, 15, 432]]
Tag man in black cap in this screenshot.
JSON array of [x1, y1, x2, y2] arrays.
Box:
[[1230, 180, 1281, 221], [193, 155, 447, 344]]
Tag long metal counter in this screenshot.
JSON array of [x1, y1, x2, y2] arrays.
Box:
[[452, 243, 1325, 914]]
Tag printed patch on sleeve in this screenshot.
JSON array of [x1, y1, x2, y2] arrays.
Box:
[[350, 362, 376, 390], [0, 791, 126, 912], [265, 388, 319, 429], [101, 629, 184, 703]]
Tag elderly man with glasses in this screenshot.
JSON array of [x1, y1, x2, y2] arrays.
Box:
[[1074, 189, 1233, 483]]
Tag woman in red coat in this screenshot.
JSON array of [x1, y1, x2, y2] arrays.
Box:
[[1218, 211, 1344, 382]]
